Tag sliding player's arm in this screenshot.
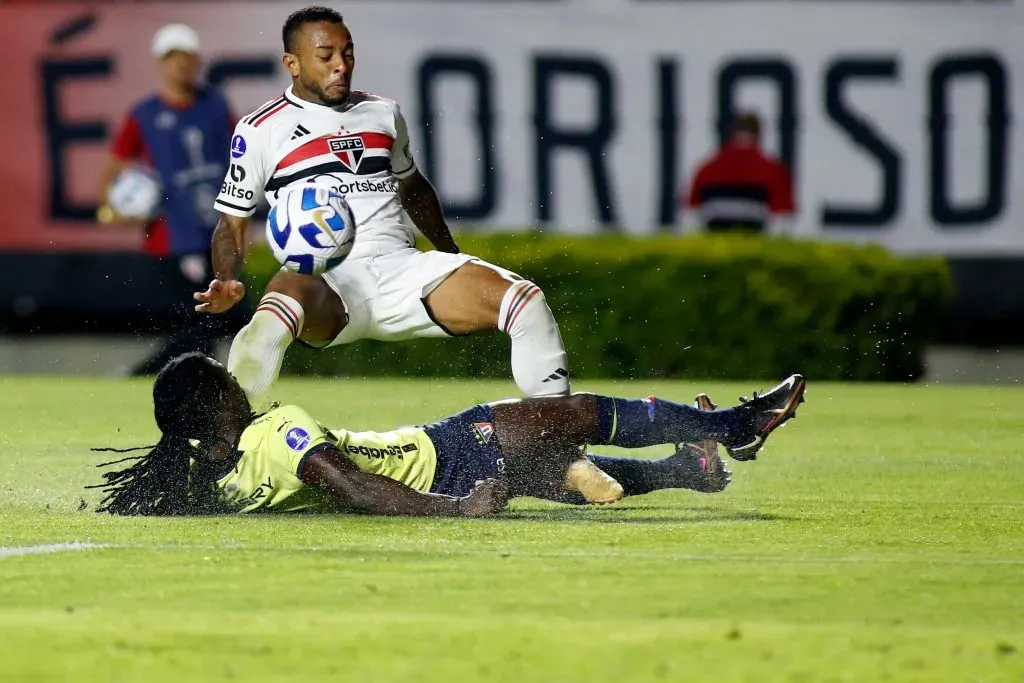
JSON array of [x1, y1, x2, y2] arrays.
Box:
[[300, 446, 507, 517], [390, 103, 460, 254], [196, 122, 268, 313]]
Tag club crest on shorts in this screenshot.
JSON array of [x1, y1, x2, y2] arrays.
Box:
[[473, 422, 495, 445], [328, 135, 365, 173], [285, 426, 311, 451]]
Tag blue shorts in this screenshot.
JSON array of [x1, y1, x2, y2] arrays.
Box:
[[423, 405, 505, 498]]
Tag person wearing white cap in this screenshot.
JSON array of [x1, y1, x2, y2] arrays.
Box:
[[97, 23, 250, 376]]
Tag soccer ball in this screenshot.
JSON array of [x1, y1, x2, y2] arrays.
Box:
[[266, 186, 356, 275], [107, 166, 162, 220]]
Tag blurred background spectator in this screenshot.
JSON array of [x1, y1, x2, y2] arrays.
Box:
[[683, 112, 796, 234], [96, 23, 249, 376]]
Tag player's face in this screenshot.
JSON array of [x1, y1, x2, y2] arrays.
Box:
[[159, 50, 199, 89], [288, 22, 354, 107], [203, 357, 249, 412]]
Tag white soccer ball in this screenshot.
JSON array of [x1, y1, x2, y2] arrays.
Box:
[[107, 166, 162, 220], [266, 185, 356, 275]]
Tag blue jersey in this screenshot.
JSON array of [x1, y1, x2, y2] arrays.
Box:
[[125, 87, 233, 254]]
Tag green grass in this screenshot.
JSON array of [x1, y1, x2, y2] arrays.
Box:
[[0, 375, 1022, 682]]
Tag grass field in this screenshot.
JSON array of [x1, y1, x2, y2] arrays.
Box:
[[0, 375, 1021, 682]]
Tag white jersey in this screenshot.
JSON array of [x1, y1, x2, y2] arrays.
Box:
[[215, 86, 418, 257]]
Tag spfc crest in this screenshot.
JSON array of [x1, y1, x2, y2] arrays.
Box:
[[328, 135, 365, 173], [473, 422, 495, 445]]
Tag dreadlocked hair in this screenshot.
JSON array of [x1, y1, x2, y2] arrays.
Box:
[[89, 353, 247, 516]]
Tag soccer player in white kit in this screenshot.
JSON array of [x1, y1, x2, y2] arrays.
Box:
[[195, 6, 570, 410]]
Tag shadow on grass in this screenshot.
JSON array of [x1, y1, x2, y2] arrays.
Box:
[[495, 505, 793, 524]]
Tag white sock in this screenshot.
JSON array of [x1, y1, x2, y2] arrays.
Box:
[[228, 292, 304, 411], [497, 280, 570, 397]]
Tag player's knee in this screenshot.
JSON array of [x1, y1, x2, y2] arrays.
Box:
[[499, 279, 556, 335], [522, 280, 547, 304]]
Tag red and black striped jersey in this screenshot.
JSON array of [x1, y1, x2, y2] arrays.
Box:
[[685, 143, 796, 230], [215, 86, 418, 257]]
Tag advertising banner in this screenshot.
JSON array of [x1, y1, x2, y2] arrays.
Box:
[[0, 1, 1019, 254]]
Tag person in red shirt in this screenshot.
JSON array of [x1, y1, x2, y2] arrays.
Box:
[[684, 112, 796, 233]]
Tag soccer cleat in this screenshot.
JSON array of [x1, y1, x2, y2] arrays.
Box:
[[665, 394, 731, 492], [724, 374, 806, 462], [563, 458, 624, 504]]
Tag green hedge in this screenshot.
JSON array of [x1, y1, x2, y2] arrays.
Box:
[[243, 232, 952, 382]]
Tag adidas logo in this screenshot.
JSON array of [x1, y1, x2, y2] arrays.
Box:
[[542, 367, 569, 383], [290, 124, 311, 140]]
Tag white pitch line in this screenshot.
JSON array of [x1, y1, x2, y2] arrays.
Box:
[[0, 542, 105, 560], [2, 541, 1018, 568]]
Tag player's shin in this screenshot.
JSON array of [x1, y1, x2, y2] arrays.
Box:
[[227, 292, 304, 411], [582, 455, 676, 496], [498, 280, 570, 397], [592, 395, 741, 447]]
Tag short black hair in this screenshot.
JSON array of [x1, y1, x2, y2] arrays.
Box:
[[732, 111, 762, 138], [283, 5, 345, 54]]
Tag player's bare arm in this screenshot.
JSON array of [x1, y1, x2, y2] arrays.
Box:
[[300, 446, 508, 517], [194, 211, 248, 313], [398, 170, 460, 254]]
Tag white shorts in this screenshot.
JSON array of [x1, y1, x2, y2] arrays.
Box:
[[319, 246, 517, 347]]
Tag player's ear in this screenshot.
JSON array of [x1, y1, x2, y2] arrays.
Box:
[[282, 52, 299, 78]]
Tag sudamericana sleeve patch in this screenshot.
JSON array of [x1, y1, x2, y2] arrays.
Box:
[[285, 426, 312, 451]]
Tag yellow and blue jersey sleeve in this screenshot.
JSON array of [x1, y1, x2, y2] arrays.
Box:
[[216, 405, 339, 513], [328, 426, 438, 493]]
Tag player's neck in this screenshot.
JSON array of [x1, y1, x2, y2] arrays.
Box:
[[219, 408, 255, 456]]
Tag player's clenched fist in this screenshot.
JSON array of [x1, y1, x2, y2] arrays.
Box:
[[194, 279, 245, 313], [458, 479, 509, 517]]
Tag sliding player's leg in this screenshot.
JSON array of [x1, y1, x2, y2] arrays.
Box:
[[490, 393, 726, 504], [534, 439, 731, 506], [417, 399, 620, 504], [582, 393, 731, 497], [490, 377, 804, 503], [227, 269, 348, 410], [492, 377, 805, 461]]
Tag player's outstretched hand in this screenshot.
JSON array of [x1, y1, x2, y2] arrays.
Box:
[[194, 279, 245, 314], [459, 479, 509, 517]]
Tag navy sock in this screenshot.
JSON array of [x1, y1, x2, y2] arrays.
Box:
[[593, 395, 740, 447], [585, 454, 674, 496]]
